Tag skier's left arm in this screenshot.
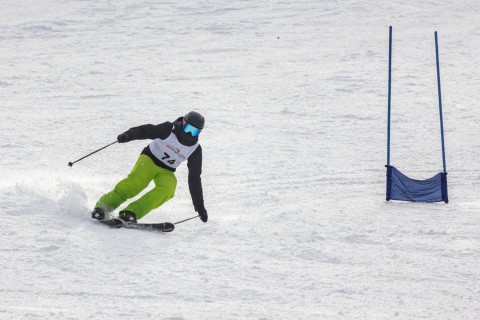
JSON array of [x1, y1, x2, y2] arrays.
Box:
[[187, 146, 208, 223]]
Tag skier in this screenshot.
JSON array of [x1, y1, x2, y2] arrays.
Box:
[[91, 111, 208, 224]]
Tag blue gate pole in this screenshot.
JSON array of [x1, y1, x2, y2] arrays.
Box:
[[435, 31, 447, 174], [387, 26, 393, 167], [386, 26, 393, 201]]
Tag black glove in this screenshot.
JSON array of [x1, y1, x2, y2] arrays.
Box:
[[117, 132, 131, 143], [198, 207, 208, 223]]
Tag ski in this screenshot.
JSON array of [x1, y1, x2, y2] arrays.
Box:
[[98, 218, 175, 232]]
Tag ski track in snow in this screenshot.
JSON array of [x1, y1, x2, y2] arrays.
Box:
[[1, 0, 480, 319]]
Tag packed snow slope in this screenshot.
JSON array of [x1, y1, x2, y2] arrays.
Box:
[[1, 0, 479, 319]]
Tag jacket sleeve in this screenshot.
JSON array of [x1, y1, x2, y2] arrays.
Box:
[[123, 122, 172, 140], [187, 146, 205, 212]]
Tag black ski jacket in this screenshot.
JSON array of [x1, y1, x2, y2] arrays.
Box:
[[121, 117, 205, 212]]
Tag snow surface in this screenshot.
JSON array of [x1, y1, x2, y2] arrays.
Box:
[[1, 0, 480, 319]]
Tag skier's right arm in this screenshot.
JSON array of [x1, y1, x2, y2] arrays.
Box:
[[117, 122, 172, 143]]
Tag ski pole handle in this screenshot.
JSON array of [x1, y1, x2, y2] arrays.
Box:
[[68, 141, 118, 167]]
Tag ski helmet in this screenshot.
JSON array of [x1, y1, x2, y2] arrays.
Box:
[[184, 111, 205, 129]]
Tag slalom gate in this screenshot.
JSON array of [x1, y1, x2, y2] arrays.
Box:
[[385, 26, 448, 203]]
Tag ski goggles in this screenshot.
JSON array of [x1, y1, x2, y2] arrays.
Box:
[[183, 122, 202, 137]]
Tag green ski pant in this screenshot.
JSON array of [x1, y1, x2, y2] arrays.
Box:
[[95, 154, 177, 220]]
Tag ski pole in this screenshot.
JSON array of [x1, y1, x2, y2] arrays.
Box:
[[174, 215, 199, 225], [68, 141, 118, 167]]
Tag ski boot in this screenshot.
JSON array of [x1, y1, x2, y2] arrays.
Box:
[[119, 211, 137, 223], [91, 207, 105, 220]]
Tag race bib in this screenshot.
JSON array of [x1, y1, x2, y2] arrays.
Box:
[[148, 131, 199, 168]]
